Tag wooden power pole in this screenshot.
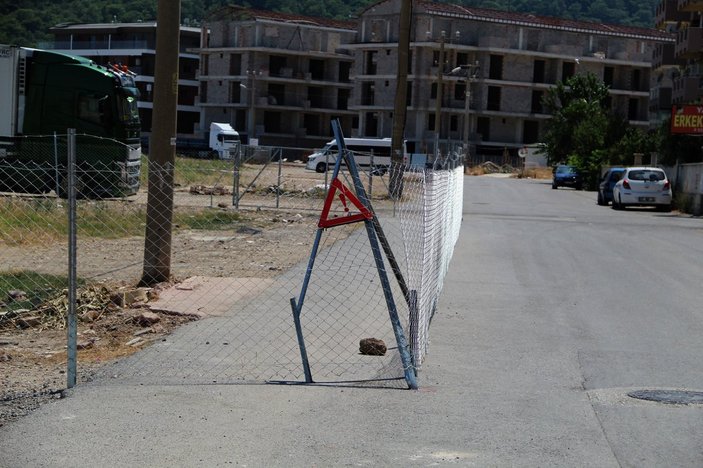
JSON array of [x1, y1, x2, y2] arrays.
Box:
[[390, 0, 412, 198], [140, 0, 180, 286]]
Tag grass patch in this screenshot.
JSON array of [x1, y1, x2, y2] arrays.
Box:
[[1, 195, 249, 246], [174, 209, 243, 230]]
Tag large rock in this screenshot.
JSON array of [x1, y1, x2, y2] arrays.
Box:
[[359, 338, 387, 356], [135, 311, 161, 326]]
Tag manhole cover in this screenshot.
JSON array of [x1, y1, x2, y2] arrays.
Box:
[[628, 390, 703, 405]]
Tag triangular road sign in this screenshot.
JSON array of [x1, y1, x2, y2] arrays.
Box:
[[318, 178, 373, 228]]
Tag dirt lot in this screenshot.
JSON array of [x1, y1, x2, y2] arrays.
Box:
[[0, 205, 327, 426]]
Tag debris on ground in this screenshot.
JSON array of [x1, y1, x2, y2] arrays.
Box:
[[189, 184, 232, 196]]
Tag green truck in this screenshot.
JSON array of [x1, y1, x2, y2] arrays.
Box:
[[0, 44, 142, 197]]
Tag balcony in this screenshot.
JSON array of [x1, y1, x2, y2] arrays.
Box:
[[676, 27, 703, 58], [678, 0, 703, 12], [656, 0, 691, 27]]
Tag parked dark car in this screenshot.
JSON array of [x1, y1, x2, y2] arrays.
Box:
[[552, 165, 582, 190], [597, 167, 625, 205]]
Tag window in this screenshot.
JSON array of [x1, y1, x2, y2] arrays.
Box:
[[450, 115, 458, 132], [603, 67, 614, 86], [489, 55, 503, 80], [366, 51, 378, 75], [531, 90, 543, 113], [631, 69, 641, 91], [78, 93, 112, 125], [487, 86, 501, 111], [628, 98, 639, 120], [309, 59, 325, 80], [533, 60, 545, 83], [477, 117, 490, 141], [523, 120, 539, 143], [431, 83, 437, 99], [456, 52, 468, 68], [455, 83, 466, 101], [428, 114, 436, 131], [229, 54, 241, 75], [562, 62, 575, 80]]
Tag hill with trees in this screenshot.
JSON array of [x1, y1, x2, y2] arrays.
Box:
[[1, 0, 660, 48]]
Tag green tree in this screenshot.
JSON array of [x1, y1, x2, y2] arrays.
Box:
[[542, 73, 615, 189], [606, 126, 656, 166]]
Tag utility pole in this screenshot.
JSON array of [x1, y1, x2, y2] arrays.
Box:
[[390, 0, 412, 199], [139, 0, 180, 286], [460, 62, 480, 166]]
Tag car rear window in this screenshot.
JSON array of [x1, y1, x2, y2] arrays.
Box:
[[628, 170, 665, 181], [556, 166, 576, 174]]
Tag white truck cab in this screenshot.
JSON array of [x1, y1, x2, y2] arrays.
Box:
[[209, 122, 240, 159]]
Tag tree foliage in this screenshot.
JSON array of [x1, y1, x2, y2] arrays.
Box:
[[542, 73, 625, 189], [0, 0, 658, 48]]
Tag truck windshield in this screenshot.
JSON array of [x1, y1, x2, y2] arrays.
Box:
[[219, 134, 239, 143], [118, 88, 140, 123]]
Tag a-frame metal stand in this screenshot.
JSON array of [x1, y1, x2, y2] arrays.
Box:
[[290, 120, 418, 389]]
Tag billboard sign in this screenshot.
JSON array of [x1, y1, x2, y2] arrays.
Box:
[[671, 106, 703, 134]]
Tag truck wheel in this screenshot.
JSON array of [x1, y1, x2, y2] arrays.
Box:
[[315, 162, 327, 173]]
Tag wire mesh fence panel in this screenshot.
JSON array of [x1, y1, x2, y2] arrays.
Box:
[[395, 164, 464, 367], [3, 134, 463, 392]]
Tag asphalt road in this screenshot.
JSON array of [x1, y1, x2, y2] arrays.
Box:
[[1, 175, 702, 467]]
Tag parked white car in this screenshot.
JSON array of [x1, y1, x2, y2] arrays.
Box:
[[612, 167, 672, 212]]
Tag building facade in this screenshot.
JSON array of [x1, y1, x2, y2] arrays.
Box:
[[352, 1, 673, 156], [199, 3, 673, 157], [46, 22, 202, 138], [653, 0, 703, 126], [199, 7, 357, 147]]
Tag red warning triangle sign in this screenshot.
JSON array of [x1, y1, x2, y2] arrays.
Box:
[[318, 178, 373, 228]]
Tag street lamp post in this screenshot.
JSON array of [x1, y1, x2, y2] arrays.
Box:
[[459, 62, 480, 164], [447, 62, 480, 165]]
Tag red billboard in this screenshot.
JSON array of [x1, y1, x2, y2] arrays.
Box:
[[671, 106, 703, 134]]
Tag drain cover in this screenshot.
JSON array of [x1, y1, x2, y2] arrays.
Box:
[[628, 390, 703, 405]]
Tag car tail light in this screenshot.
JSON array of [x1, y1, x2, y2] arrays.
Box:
[[623, 179, 631, 189], [664, 180, 670, 190]]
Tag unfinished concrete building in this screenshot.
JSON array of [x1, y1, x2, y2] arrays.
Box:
[[199, 2, 673, 158], [353, 1, 673, 157], [652, 0, 703, 126], [199, 6, 357, 148]]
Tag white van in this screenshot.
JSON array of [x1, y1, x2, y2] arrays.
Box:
[[305, 137, 408, 173]]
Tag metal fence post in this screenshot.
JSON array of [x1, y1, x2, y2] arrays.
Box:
[[232, 146, 240, 209], [53, 132, 60, 196], [66, 128, 77, 388], [369, 150, 374, 199], [276, 148, 282, 209]]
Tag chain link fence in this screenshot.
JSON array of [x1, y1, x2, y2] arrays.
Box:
[[1, 133, 463, 391]]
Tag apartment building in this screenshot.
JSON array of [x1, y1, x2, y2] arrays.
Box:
[[199, 6, 357, 147], [47, 22, 202, 138], [352, 1, 674, 156], [653, 0, 703, 125]]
